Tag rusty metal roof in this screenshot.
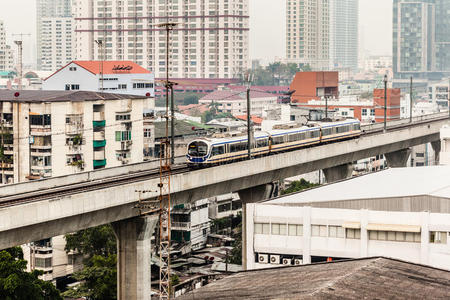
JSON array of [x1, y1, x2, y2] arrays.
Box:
[[0, 90, 146, 102], [177, 257, 450, 300]]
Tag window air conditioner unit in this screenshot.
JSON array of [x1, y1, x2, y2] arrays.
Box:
[[294, 259, 303, 265], [282, 258, 292, 265], [258, 254, 268, 264], [270, 255, 280, 265]]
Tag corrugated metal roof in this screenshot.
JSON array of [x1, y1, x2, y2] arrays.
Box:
[[269, 166, 450, 205], [0, 90, 146, 102], [178, 257, 450, 299]]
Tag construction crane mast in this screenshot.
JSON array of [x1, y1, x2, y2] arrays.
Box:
[[12, 33, 31, 90]]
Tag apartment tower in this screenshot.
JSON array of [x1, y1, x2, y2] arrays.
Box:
[[36, 0, 74, 71], [73, 0, 249, 80], [0, 20, 14, 72], [393, 0, 450, 84]]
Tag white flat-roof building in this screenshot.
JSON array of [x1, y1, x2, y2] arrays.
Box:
[[43, 60, 155, 97], [246, 166, 450, 271]]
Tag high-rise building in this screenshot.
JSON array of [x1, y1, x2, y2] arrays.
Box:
[[36, 0, 73, 71], [0, 20, 14, 72], [286, 0, 330, 70], [393, 0, 450, 85], [73, 0, 249, 80], [329, 0, 358, 71], [286, 0, 358, 72]]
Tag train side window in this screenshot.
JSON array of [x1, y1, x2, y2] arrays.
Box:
[[230, 143, 239, 152], [288, 134, 299, 142], [272, 136, 284, 145], [211, 146, 225, 157], [257, 138, 268, 147], [354, 124, 360, 130]]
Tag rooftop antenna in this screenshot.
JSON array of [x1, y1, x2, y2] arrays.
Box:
[[94, 39, 104, 91]]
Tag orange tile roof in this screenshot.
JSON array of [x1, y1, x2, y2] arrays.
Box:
[[73, 61, 151, 75], [235, 115, 263, 125]]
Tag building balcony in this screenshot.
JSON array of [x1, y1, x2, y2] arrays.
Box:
[[93, 120, 106, 128], [30, 128, 51, 136], [93, 140, 106, 148], [93, 159, 106, 168], [93, 111, 105, 121], [65, 124, 83, 135], [171, 222, 191, 230], [30, 145, 52, 150], [94, 151, 105, 160], [94, 131, 105, 141]]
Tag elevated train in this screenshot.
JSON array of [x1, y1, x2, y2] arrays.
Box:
[[187, 119, 361, 166]]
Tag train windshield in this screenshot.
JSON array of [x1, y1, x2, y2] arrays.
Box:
[[188, 141, 208, 157]]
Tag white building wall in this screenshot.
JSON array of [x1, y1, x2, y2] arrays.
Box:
[[247, 204, 450, 271], [0, 20, 14, 72], [43, 62, 156, 97]]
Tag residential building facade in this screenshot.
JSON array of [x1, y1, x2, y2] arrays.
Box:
[[36, 0, 73, 71], [393, 0, 450, 86], [73, 0, 249, 79], [0, 20, 14, 72], [199, 90, 278, 116], [286, 0, 330, 70], [0, 90, 152, 184]]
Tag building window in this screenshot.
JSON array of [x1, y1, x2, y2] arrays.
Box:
[[369, 231, 420, 243], [118, 84, 127, 89], [115, 131, 131, 141], [288, 224, 303, 236], [133, 83, 154, 89], [328, 226, 345, 238], [144, 128, 152, 138], [370, 109, 375, 116], [71, 84, 79, 90], [430, 231, 448, 244], [312, 225, 327, 237], [271, 223, 287, 235], [254, 223, 270, 235], [115, 114, 131, 121], [346, 228, 361, 239], [362, 108, 367, 116]]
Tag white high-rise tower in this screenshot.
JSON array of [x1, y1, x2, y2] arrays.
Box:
[[0, 20, 14, 72], [36, 0, 74, 71], [73, 0, 249, 80]]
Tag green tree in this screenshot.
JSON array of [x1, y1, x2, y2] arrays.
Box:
[[0, 247, 62, 300], [229, 214, 242, 265], [64, 225, 116, 259], [281, 179, 319, 195], [63, 225, 117, 300], [182, 94, 199, 105], [201, 110, 215, 123], [62, 255, 117, 300]]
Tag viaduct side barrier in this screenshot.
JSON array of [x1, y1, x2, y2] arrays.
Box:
[[0, 115, 448, 250]]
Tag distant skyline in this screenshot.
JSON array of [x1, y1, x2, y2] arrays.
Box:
[[0, 0, 393, 66]]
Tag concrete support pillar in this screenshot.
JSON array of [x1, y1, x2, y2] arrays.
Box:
[[431, 140, 441, 165], [385, 148, 411, 168], [360, 209, 369, 258], [112, 215, 158, 300], [420, 212, 430, 265], [323, 163, 353, 183], [302, 206, 312, 265], [238, 183, 276, 270]]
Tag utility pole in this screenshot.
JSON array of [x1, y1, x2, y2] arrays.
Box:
[[245, 73, 253, 160], [95, 40, 104, 90], [383, 74, 388, 132], [325, 96, 328, 120], [448, 77, 450, 119], [410, 76, 413, 123]]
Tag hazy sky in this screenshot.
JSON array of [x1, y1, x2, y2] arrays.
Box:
[[0, 0, 393, 65]]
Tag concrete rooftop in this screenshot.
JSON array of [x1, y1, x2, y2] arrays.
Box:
[[0, 90, 146, 102], [177, 257, 450, 300], [269, 166, 450, 205]]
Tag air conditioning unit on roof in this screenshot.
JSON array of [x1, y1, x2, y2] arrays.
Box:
[[282, 258, 292, 265], [294, 258, 303, 265], [270, 254, 280, 265], [258, 254, 268, 264]]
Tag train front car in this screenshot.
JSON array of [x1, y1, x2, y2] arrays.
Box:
[[186, 139, 211, 167]]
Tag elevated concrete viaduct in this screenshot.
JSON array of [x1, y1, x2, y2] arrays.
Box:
[[0, 112, 448, 299]]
